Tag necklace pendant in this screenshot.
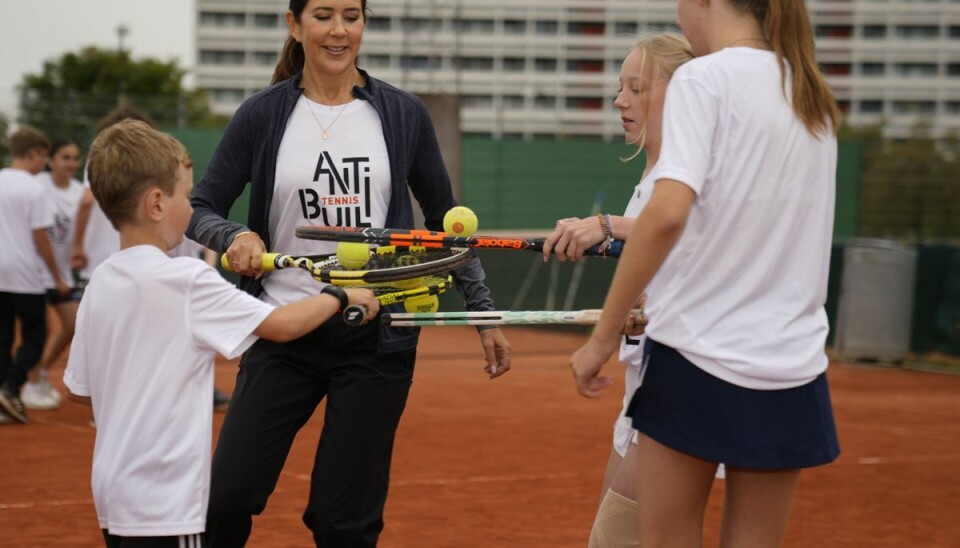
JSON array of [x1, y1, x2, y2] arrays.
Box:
[[322, 132, 329, 140]]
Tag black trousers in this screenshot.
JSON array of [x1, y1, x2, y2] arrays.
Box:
[[206, 318, 416, 548], [0, 291, 47, 392]]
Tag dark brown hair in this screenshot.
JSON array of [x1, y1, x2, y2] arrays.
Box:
[[272, 0, 368, 84], [9, 126, 50, 158], [732, 0, 840, 136]]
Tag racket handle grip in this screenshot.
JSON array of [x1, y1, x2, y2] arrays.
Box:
[[343, 304, 368, 326], [584, 240, 624, 257], [220, 253, 281, 272]]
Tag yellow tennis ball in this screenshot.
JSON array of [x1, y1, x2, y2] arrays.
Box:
[[443, 206, 479, 237], [336, 242, 370, 269], [404, 294, 439, 313]]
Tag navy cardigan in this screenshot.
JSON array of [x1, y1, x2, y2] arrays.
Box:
[[187, 69, 495, 353]]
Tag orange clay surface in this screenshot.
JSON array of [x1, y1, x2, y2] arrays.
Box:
[[1, 326, 959, 547]]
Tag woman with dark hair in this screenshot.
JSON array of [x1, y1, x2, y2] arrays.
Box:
[[187, 1, 511, 546]]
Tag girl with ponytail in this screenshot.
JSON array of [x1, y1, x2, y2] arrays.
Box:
[[569, 0, 841, 545]]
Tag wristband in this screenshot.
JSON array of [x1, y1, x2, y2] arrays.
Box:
[[232, 230, 256, 242], [320, 284, 349, 310]]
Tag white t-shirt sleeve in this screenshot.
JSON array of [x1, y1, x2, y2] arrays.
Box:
[[657, 72, 721, 195], [30, 185, 54, 230], [63, 305, 91, 397], [187, 266, 276, 358]]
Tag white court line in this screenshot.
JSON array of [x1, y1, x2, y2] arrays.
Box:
[[856, 454, 960, 465], [281, 470, 583, 487], [0, 499, 92, 510], [25, 415, 96, 434]]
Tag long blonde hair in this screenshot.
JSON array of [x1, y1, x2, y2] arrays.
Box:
[[623, 33, 694, 161], [733, 0, 839, 136]]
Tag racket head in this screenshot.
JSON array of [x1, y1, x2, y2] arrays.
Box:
[[312, 246, 470, 286], [368, 273, 453, 305]]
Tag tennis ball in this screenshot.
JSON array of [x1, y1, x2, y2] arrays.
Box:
[[336, 242, 370, 269], [404, 294, 439, 313], [443, 206, 479, 237]]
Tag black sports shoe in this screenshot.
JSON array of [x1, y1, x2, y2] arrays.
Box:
[[213, 389, 231, 412], [0, 387, 29, 423]]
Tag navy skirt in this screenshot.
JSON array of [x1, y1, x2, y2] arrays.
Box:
[[626, 340, 840, 469]]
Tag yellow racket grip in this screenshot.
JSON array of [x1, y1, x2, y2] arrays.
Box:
[[220, 253, 281, 272]]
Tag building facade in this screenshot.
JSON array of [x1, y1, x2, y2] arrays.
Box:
[[196, 0, 960, 138]]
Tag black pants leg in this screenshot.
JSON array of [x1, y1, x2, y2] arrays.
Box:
[[304, 344, 415, 547], [206, 320, 414, 548], [0, 291, 46, 392], [102, 530, 204, 547]]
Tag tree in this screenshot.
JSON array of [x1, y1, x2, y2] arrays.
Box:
[[0, 112, 9, 165], [841, 121, 960, 241], [18, 46, 227, 146]]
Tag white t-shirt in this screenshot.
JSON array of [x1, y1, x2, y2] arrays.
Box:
[[263, 96, 391, 306], [0, 168, 54, 294], [167, 237, 210, 261], [63, 245, 274, 536], [646, 47, 837, 390], [36, 172, 85, 288], [81, 170, 121, 280]]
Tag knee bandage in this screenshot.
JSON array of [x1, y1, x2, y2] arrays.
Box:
[[588, 488, 639, 548]]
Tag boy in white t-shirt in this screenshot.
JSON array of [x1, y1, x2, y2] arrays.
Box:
[[0, 126, 69, 425], [64, 120, 379, 547]]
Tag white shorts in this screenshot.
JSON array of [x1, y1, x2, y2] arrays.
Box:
[[613, 341, 646, 458]]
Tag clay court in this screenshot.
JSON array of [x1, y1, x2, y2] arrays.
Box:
[[1, 326, 958, 547]]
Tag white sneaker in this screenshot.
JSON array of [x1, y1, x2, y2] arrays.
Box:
[[21, 382, 59, 410], [39, 378, 62, 404]]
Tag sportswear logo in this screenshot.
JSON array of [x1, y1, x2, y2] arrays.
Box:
[[298, 151, 373, 227]]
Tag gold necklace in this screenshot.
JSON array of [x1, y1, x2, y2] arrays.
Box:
[[305, 98, 350, 140]]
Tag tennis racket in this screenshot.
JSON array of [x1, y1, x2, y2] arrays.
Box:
[[342, 274, 454, 326], [220, 246, 471, 286], [381, 308, 647, 327], [295, 226, 624, 258]]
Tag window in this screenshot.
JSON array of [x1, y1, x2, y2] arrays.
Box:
[[862, 25, 886, 38], [456, 19, 495, 33], [567, 59, 605, 73], [199, 12, 246, 27], [211, 88, 247, 103], [947, 63, 960, 76], [950, 26, 960, 38], [252, 14, 278, 28], [818, 25, 853, 38], [945, 101, 960, 114], [363, 54, 391, 69], [504, 20, 526, 34], [534, 96, 556, 109], [860, 100, 883, 114], [462, 95, 493, 108], [568, 22, 605, 35], [893, 100, 936, 114], [252, 51, 277, 66], [894, 63, 937, 77], [895, 25, 939, 38], [401, 17, 433, 32], [534, 58, 557, 72], [566, 96, 604, 110], [400, 56, 440, 70], [837, 100, 850, 114], [458, 57, 494, 71], [860, 62, 885, 76], [367, 17, 391, 31], [501, 95, 525, 109], [821, 63, 851, 75], [535, 20, 558, 34], [502, 57, 526, 72], [614, 22, 638, 35], [199, 50, 245, 65]]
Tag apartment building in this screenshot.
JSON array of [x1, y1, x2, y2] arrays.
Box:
[[196, 0, 960, 138]]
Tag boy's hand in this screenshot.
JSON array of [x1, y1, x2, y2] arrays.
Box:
[[345, 288, 380, 321]]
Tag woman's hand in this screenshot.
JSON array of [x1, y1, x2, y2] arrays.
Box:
[[623, 293, 648, 337], [569, 334, 619, 397], [224, 231, 267, 278], [542, 216, 605, 262], [479, 327, 511, 379]]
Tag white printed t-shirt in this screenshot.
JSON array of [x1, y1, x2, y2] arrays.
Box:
[[64, 245, 275, 536], [263, 96, 391, 306], [81, 168, 121, 280], [646, 48, 837, 390], [0, 168, 54, 294], [36, 172, 85, 288]]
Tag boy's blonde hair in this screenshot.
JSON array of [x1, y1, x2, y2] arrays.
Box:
[[624, 33, 694, 161], [10, 126, 51, 158], [87, 119, 192, 230]]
